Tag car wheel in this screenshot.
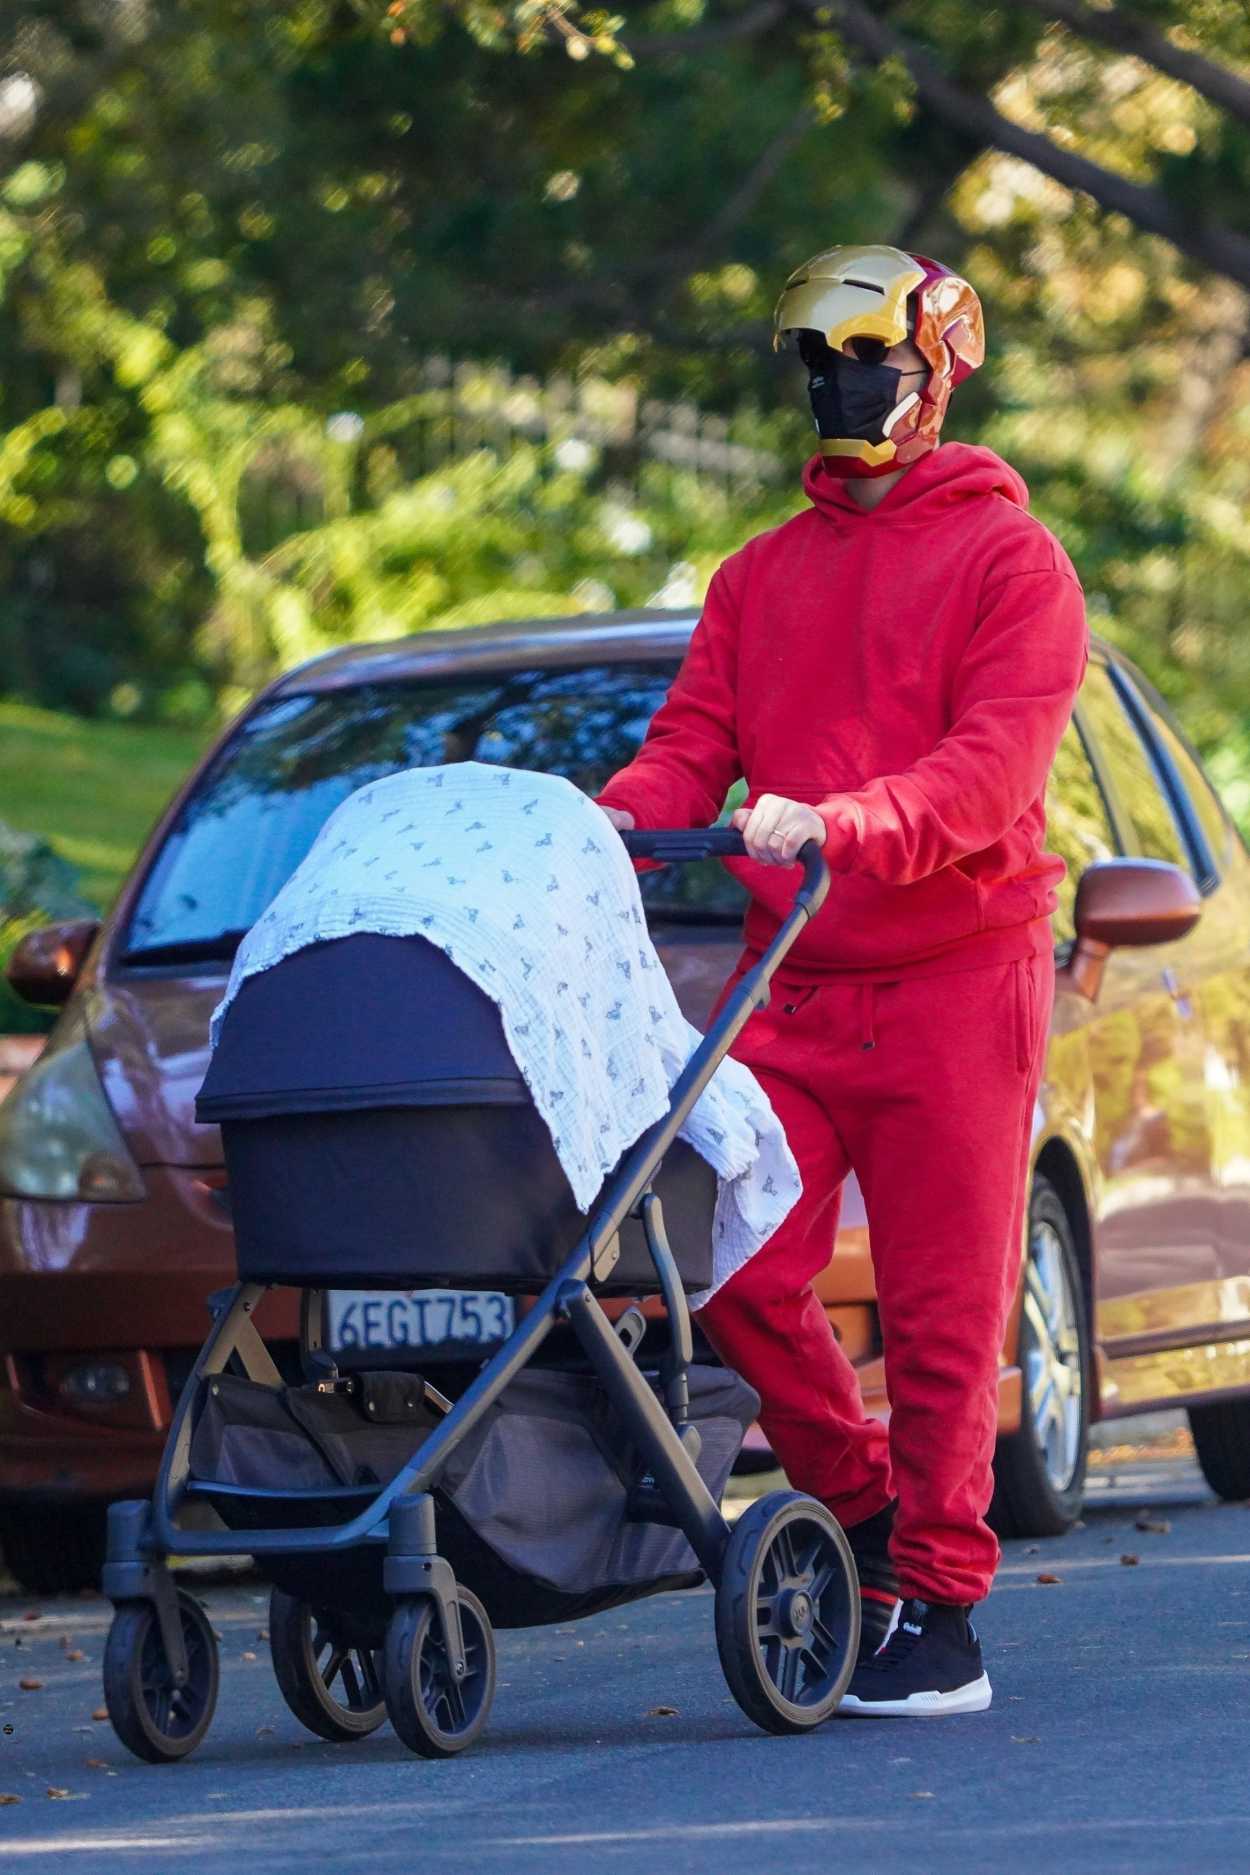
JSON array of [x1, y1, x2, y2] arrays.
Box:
[[0, 1504, 108, 1595], [1187, 1399, 1250, 1501], [990, 1174, 1090, 1540]]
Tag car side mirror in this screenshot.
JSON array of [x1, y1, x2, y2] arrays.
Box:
[[1063, 859, 1201, 1001], [4, 919, 100, 1007]]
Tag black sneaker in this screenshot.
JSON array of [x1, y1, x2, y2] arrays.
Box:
[[839, 1597, 992, 1716], [843, 1501, 900, 1665]]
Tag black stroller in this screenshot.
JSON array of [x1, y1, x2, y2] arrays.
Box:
[[100, 829, 860, 1761]]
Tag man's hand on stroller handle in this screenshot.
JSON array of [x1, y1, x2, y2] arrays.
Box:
[[604, 799, 826, 870], [619, 823, 830, 925], [730, 795, 826, 867]]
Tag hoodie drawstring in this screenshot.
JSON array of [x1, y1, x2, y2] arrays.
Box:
[[859, 981, 876, 1051]]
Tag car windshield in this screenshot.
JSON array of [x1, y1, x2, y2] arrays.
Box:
[[121, 662, 746, 961]]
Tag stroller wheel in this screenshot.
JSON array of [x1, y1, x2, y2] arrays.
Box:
[[103, 1590, 219, 1763], [383, 1586, 495, 1758], [715, 1490, 859, 1734], [268, 1590, 387, 1742]]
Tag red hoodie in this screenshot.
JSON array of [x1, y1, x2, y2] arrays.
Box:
[[598, 443, 1089, 980]]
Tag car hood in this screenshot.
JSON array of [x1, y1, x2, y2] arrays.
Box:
[[83, 934, 739, 1169]]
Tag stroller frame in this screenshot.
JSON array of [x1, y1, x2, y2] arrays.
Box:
[[103, 830, 862, 1753]]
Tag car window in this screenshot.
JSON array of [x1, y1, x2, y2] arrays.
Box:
[[122, 664, 746, 960], [1139, 706, 1232, 881], [1045, 722, 1118, 948], [1076, 665, 1191, 873]]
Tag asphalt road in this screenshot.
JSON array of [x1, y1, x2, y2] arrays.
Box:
[[1, 1452, 1247, 1875]]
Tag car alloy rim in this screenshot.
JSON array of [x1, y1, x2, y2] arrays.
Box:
[[1022, 1217, 1084, 1493]]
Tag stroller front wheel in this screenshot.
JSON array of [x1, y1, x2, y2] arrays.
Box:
[[383, 1586, 495, 1758], [269, 1590, 387, 1742], [715, 1490, 859, 1734], [103, 1589, 220, 1763]]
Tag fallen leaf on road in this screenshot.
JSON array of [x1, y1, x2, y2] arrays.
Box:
[[18, 1679, 42, 1691], [45, 1787, 70, 1800], [91, 1707, 108, 1722], [1120, 1554, 1140, 1566], [256, 1629, 269, 1642], [1135, 1518, 1171, 1534], [255, 1726, 274, 1738], [1011, 1735, 1041, 1744], [646, 1705, 679, 1718], [63, 1650, 86, 1663], [241, 1650, 257, 1662], [0, 1795, 21, 1806], [84, 1759, 107, 1770], [1036, 1573, 1062, 1585]]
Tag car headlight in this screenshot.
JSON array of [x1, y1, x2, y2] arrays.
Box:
[[0, 1007, 145, 1202]]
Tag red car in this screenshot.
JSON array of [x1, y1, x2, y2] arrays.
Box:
[[3, 612, 1249, 1594]]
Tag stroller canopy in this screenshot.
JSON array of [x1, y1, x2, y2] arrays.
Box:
[[200, 763, 800, 1303]]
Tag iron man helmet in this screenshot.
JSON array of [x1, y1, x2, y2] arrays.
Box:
[[774, 243, 985, 469]]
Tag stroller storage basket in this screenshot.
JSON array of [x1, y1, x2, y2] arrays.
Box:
[[201, 932, 717, 1293], [189, 1363, 757, 1629]]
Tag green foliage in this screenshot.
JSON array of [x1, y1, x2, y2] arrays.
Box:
[[0, 815, 96, 1036], [0, 699, 208, 909], [0, 0, 1247, 825]]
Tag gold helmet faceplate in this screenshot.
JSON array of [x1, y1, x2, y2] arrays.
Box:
[[774, 243, 985, 469]]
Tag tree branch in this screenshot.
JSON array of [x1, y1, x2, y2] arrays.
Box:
[[484, 107, 811, 344], [686, 109, 812, 267], [808, 0, 1250, 289], [1000, 0, 1250, 131], [625, 0, 786, 59]]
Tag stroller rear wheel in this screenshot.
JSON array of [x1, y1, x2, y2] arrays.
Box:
[[384, 1586, 495, 1758], [103, 1589, 220, 1763], [269, 1590, 387, 1742], [715, 1490, 859, 1734]]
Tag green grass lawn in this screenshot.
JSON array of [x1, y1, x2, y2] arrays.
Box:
[[0, 699, 210, 912]]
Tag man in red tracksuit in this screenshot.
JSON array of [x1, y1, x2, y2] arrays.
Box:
[[598, 244, 1088, 1716]]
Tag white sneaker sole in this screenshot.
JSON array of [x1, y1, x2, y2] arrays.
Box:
[[839, 1672, 993, 1718]]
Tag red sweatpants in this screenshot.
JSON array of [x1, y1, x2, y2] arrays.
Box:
[[698, 948, 1054, 1605]]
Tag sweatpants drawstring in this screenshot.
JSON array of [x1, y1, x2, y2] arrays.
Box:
[[859, 981, 876, 1051]]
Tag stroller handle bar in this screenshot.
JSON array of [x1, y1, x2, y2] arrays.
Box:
[[621, 826, 830, 924]]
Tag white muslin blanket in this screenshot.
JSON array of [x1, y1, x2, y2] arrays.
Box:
[[210, 763, 801, 1306]]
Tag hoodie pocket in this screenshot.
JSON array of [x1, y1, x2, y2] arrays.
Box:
[[1013, 958, 1039, 1076]]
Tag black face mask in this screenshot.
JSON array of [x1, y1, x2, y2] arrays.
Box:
[[807, 350, 905, 445]]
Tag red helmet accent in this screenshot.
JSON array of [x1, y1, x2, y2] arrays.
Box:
[[900, 252, 986, 464]]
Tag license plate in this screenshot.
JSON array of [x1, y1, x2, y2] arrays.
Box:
[[327, 1289, 515, 1356]]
